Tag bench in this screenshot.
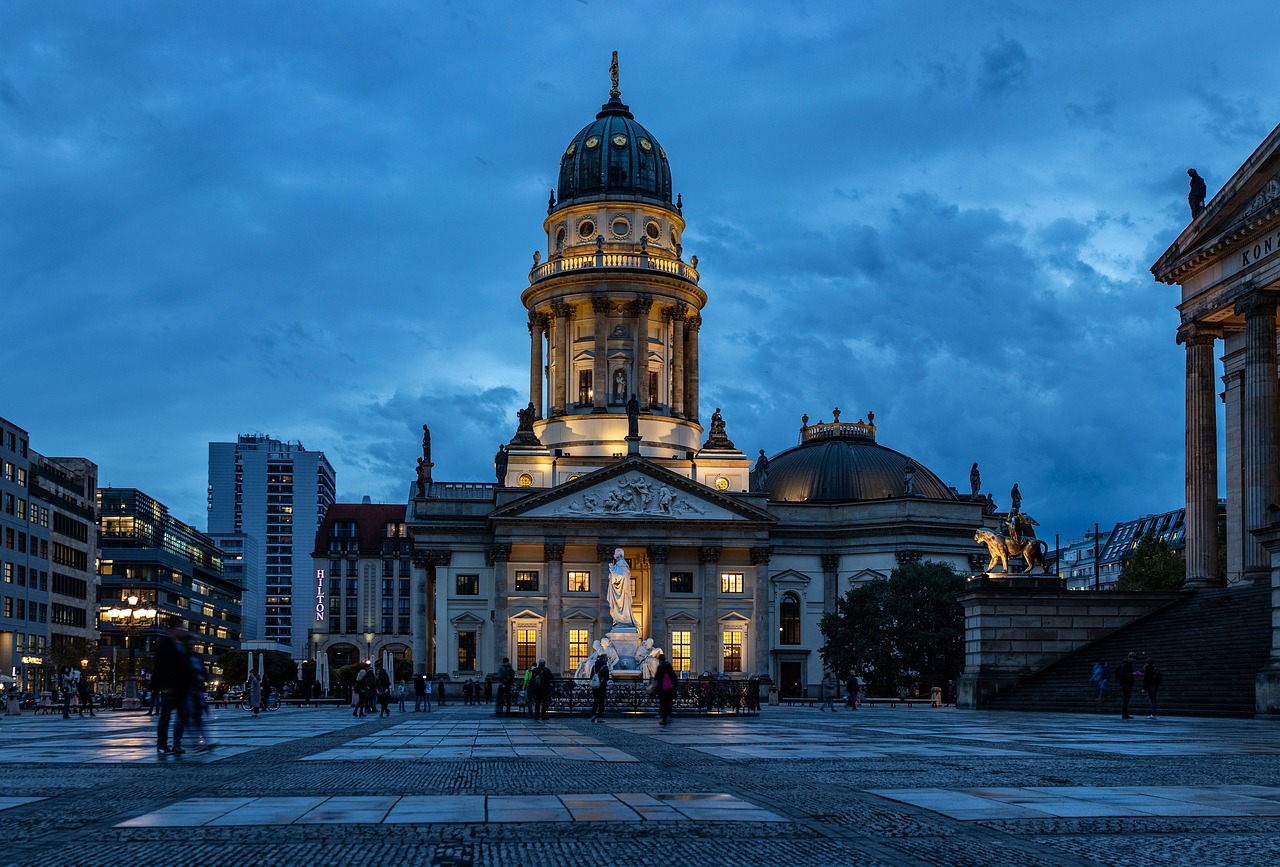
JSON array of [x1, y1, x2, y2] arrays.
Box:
[[862, 696, 938, 708], [783, 697, 819, 707]]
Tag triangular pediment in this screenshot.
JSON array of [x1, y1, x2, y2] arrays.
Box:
[[450, 611, 486, 627], [770, 569, 812, 589], [665, 609, 700, 625], [848, 568, 888, 586], [490, 457, 776, 524], [563, 607, 596, 622], [1154, 122, 1280, 282]]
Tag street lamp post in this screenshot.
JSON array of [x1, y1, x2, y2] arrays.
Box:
[[103, 595, 157, 710]]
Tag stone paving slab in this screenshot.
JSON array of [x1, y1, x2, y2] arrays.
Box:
[[301, 718, 640, 762], [869, 785, 1280, 820]]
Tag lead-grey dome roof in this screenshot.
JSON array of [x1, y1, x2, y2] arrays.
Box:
[[555, 94, 674, 211]]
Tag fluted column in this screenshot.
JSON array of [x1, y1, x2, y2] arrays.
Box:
[[551, 302, 571, 415], [821, 553, 840, 616], [544, 541, 564, 673], [591, 295, 610, 412], [668, 305, 687, 417], [750, 546, 773, 678], [487, 543, 511, 670], [412, 550, 432, 676], [1178, 322, 1223, 587], [699, 545, 721, 672], [647, 544, 670, 651], [528, 312, 546, 419], [632, 297, 652, 405], [685, 314, 701, 424], [1236, 292, 1280, 582]]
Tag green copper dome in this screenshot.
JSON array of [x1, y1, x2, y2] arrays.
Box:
[[555, 94, 674, 211]]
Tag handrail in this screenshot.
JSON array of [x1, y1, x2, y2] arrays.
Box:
[[529, 252, 699, 284]]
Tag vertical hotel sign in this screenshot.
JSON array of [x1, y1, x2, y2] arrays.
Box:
[[315, 569, 326, 622]]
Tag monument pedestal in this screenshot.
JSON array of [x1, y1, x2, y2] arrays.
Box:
[[606, 630, 641, 672]]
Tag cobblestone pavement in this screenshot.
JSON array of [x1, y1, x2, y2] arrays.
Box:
[[1, 703, 1278, 866]]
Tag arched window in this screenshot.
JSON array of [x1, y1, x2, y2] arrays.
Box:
[[780, 592, 801, 645]]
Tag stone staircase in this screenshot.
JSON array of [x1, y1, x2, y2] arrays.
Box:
[[984, 583, 1272, 718]]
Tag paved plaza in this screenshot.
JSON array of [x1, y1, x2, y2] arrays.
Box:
[[0, 703, 1277, 865]]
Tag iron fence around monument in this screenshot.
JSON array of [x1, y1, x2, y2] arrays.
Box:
[[536, 678, 760, 717]]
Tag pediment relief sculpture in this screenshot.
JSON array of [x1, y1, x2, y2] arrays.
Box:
[[555, 475, 709, 517]]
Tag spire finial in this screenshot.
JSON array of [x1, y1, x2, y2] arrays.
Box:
[[609, 51, 620, 98]]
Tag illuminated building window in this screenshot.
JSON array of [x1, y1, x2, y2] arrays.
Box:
[[516, 627, 538, 670], [721, 572, 744, 593], [670, 572, 692, 593], [578, 370, 593, 405], [457, 630, 477, 671], [567, 570, 590, 592], [515, 570, 539, 591], [723, 630, 742, 673], [568, 628, 589, 672], [671, 630, 691, 673], [780, 592, 801, 645]]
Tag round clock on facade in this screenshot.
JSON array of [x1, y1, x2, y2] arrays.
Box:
[[715, 476, 730, 491], [518, 473, 533, 488]]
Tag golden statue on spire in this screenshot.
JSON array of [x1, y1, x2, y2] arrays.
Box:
[[609, 51, 620, 98]]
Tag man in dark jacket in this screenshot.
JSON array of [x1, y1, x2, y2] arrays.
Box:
[[530, 659, 553, 721], [654, 654, 678, 726], [588, 652, 611, 722], [1116, 652, 1137, 720], [154, 616, 195, 755], [495, 657, 516, 716]]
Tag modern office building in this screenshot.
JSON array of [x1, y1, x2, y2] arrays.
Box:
[[30, 455, 100, 650], [208, 435, 336, 657], [207, 531, 259, 641], [97, 487, 241, 675], [0, 417, 49, 692], [309, 502, 411, 679]]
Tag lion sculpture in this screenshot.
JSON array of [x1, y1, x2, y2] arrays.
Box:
[[974, 527, 1048, 574]]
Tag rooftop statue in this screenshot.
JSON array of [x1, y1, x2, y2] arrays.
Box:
[[494, 444, 509, 484], [754, 450, 770, 492], [1188, 168, 1207, 218], [626, 393, 640, 437], [421, 423, 431, 463], [903, 461, 916, 496], [1010, 482, 1022, 512], [415, 457, 431, 498], [970, 462, 981, 498], [704, 407, 735, 449]]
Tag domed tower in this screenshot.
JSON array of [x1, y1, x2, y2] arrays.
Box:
[[506, 55, 741, 489]]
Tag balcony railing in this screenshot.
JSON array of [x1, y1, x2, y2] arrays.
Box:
[[529, 251, 699, 284]]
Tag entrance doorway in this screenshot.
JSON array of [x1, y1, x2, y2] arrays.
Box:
[[779, 662, 803, 697]]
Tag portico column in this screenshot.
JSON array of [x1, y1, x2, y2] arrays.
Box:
[[647, 544, 670, 651], [1235, 292, 1280, 582], [699, 545, 721, 672], [668, 305, 686, 417], [551, 302, 571, 416], [821, 553, 840, 616], [1178, 322, 1223, 587], [685, 315, 701, 424], [528, 312, 546, 419], [412, 551, 432, 676], [632, 297, 652, 405], [592, 295, 609, 412], [750, 546, 773, 678], [544, 541, 565, 673], [487, 543, 512, 671]]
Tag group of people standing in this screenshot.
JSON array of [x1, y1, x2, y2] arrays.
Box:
[[56, 666, 95, 718], [1093, 653, 1162, 720]]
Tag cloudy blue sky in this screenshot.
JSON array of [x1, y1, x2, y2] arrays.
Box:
[[4, 1, 1277, 540]]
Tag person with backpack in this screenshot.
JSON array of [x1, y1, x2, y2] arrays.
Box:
[[530, 659, 553, 721], [353, 668, 368, 718], [522, 665, 536, 716], [1142, 657, 1163, 720], [375, 665, 392, 718], [1116, 652, 1137, 720], [495, 657, 516, 716], [588, 651, 611, 722], [653, 653, 678, 726], [1091, 660, 1109, 703]]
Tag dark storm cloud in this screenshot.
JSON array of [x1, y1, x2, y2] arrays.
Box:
[[3, 0, 1278, 540]]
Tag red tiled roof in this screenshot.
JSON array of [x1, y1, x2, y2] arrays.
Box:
[[313, 503, 407, 557]]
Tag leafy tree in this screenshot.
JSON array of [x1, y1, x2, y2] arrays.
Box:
[[1116, 533, 1186, 591], [333, 663, 366, 690], [820, 561, 965, 696], [216, 649, 296, 688]]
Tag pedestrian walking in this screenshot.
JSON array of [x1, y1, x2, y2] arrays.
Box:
[[654, 653, 678, 726], [423, 676, 433, 712], [76, 672, 95, 717], [463, 679, 474, 706], [1091, 660, 1110, 703], [820, 671, 837, 711], [155, 615, 195, 754], [413, 673, 427, 712], [1117, 652, 1137, 720], [247, 670, 263, 717], [436, 677, 446, 706], [375, 665, 392, 717], [522, 666, 536, 716], [352, 668, 368, 718], [495, 657, 516, 716], [845, 672, 858, 709], [397, 680, 407, 713], [589, 652, 610, 722], [1142, 658, 1163, 719], [58, 667, 76, 719]]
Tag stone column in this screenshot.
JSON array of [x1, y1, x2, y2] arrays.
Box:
[[528, 312, 546, 419], [591, 295, 610, 412], [551, 302, 571, 416], [1235, 292, 1280, 583], [596, 543, 614, 638], [647, 544, 670, 650], [821, 553, 840, 616], [1223, 357, 1245, 583], [632, 297, 652, 405], [750, 546, 773, 678], [487, 542, 511, 671], [412, 550, 432, 676], [1178, 322, 1223, 587], [544, 541, 565, 674], [699, 545, 721, 672], [668, 305, 687, 417], [685, 314, 701, 424]]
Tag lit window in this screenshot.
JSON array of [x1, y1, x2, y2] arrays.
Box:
[[568, 628, 589, 673], [721, 572, 744, 593], [670, 572, 693, 593], [671, 630, 691, 673], [515, 570, 539, 591], [517, 627, 538, 670], [567, 570, 590, 592], [723, 630, 742, 673], [457, 630, 477, 671]]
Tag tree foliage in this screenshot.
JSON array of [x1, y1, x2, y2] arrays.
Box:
[[1116, 533, 1186, 591], [216, 649, 296, 688], [819, 561, 965, 696]]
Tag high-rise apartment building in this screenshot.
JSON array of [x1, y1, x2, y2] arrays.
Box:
[[0, 417, 49, 693], [30, 455, 100, 651], [208, 435, 335, 657]]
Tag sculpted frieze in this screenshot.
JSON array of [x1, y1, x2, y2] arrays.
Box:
[[555, 475, 709, 518]]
